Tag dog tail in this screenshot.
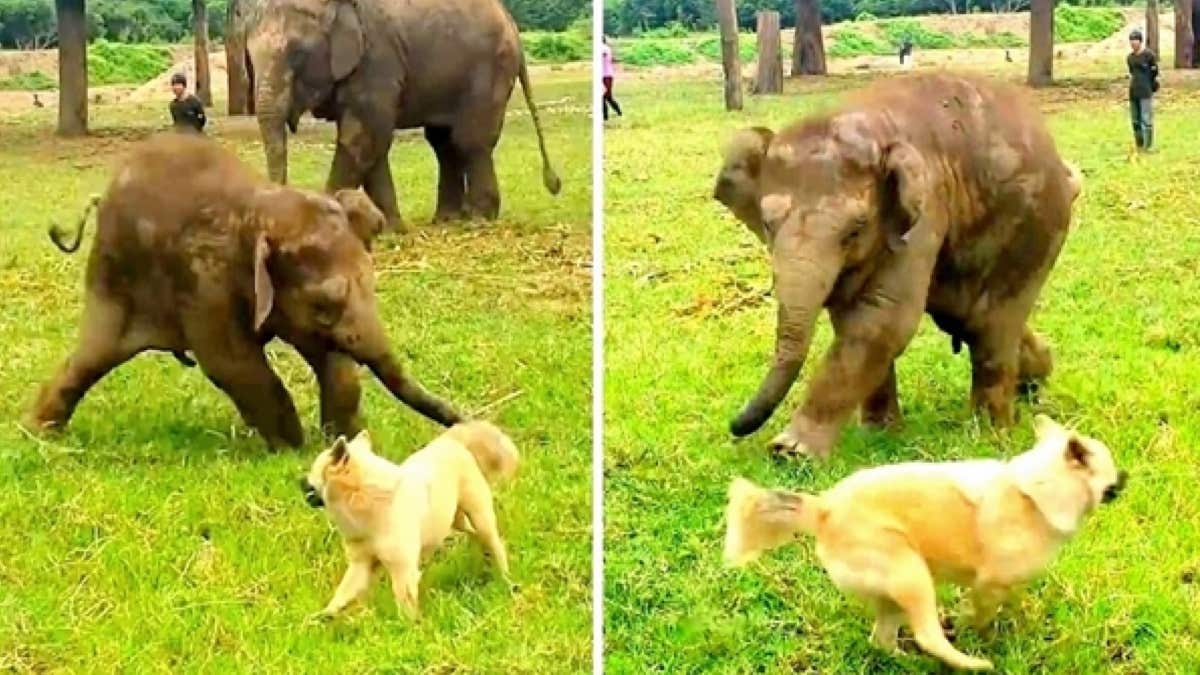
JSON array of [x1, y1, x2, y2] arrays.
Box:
[[723, 477, 823, 567], [453, 420, 519, 485]]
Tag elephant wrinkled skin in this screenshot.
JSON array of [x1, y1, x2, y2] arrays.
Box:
[[26, 133, 463, 449], [713, 73, 1082, 459], [249, 0, 561, 231]]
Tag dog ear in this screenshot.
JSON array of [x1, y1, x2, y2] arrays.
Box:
[[1034, 414, 1063, 439], [1064, 436, 1090, 469], [329, 436, 349, 465]]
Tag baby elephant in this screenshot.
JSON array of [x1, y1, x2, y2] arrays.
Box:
[[26, 133, 462, 448], [713, 73, 1083, 459]]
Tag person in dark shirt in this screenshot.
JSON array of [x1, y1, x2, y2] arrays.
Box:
[[169, 73, 206, 133], [1126, 30, 1158, 152]]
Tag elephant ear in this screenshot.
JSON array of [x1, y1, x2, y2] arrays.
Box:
[[329, 1, 364, 81], [253, 233, 275, 332], [880, 140, 929, 252]]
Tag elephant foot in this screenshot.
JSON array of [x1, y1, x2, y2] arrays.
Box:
[[433, 208, 465, 223], [768, 419, 839, 460]]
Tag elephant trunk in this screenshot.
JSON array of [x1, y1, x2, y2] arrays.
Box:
[[255, 84, 289, 184], [729, 255, 836, 437], [366, 352, 464, 428], [343, 307, 464, 427]]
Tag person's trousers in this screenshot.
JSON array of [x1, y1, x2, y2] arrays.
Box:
[[1130, 96, 1153, 149], [602, 76, 622, 121]]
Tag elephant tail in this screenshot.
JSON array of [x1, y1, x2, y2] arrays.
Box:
[[48, 194, 102, 253], [1062, 159, 1083, 207], [516, 51, 562, 196]]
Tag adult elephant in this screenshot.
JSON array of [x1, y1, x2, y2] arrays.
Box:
[[713, 73, 1082, 459], [249, 0, 561, 231]]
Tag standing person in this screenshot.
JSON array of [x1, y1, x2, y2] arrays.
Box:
[[1126, 29, 1158, 152], [601, 36, 623, 122], [169, 73, 207, 134]]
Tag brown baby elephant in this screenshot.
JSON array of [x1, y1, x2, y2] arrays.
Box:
[[26, 133, 462, 449], [713, 73, 1082, 459]]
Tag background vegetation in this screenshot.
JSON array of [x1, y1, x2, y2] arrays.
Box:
[[0, 0, 591, 49], [604, 0, 1138, 35], [606, 5, 1125, 65]]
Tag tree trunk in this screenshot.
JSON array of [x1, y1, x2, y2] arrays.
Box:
[[754, 11, 783, 94], [1027, 0, 1054, 86], [55, 0, 87, 136], [193, 0, 213, 106], [792, 0, 827, 76], [1146, 0, 1159, 56], [1194, 0, 1200, 67], [226, 0, 250, 114], [715, 0, 743, 111], [1176, 0, 1195, 69]]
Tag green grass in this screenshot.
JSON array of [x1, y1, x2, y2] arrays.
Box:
[[0, 73, 592, 671], [1055, 5, 1124, 44], [603, 73, 1200, 672], [87, 40, 174, 86], [0, 71, 55, 91]]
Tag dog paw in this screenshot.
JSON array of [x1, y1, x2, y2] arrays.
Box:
[[305, 610, 337, 625]]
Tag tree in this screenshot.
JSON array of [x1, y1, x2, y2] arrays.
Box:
[[1194, 0, 1200, 67], [56, 0, 87, 136], [792, 0, 826, 76], [1146, 0, 1159, 57], [753, 10, 783, 94], [193, 0, 212, 106], [715, 0, 742, 110], [1176, 0, 1194, 69], [1027, 0, 1053, 86]]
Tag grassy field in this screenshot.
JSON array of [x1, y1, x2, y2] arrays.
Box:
[[603, 69, 1200, 672], [0, 73, 592, 671]]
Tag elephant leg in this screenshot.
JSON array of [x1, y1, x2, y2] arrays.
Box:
[[861, 361, 902, 429], [772, 305, 920, 459], [968, 317, 1023, 427], [363, 157, 404, 234], [462, 149, 500, 220], [330, 110, 401, 232], [1017, 326, 1053, 398], [298, 346, 363, 440], [26, 295, 142, 430], [186, 324, 303, 449], [424, 125, 465, 222]]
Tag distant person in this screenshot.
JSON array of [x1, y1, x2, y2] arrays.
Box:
[[1126, 29, 1158, 152], [601, 36, 623, 122], [169, 73, 206, 134], [899, 39, 913, 67]]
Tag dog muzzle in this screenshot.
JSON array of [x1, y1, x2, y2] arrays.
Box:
[[300, 478, 325, 508], [1102, 470, 1129, 503]]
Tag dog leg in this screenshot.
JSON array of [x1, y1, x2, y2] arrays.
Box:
[[889, 553, 994, 671], [320, 558, 374, 617], [382, 558, 421, 620], [970, 583, 1009, 631], [461, 492, 511, 581], [453, 509, 476, 534], [869, 598, 904, 653]]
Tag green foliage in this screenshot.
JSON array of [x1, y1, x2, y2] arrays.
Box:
[[86, 40, 172, 86], [526, 32, 588, 63], [620, 40, 696, 67], [959, 30, 1027, 48], [0, 70, 54, 89], [855, 12, 879, 23], [695, 36, 757, 63], [0, 0, 54, 49], [827, 27, 890, 57], [641, 21, 690, 39], [878, 18, 955, 49], [501, 0, 590, 32], [1055, 5, 1124, 44]]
